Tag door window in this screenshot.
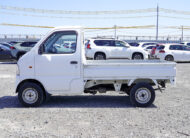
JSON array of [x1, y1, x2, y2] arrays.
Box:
[[42, 31, 77, 54], [94, 40, 114, 46], [169, 45, 183, 50], [183, 46, 190, 51], [115, 41, 126, 47]]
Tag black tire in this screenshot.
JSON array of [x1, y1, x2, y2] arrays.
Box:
[[126, 91, 130, 95], [94, 53, 106, 60], [18, 82, 45, 107], [130, 82, 155, 107], [165, 55, 174, 61], [132, 53, 143, 60]]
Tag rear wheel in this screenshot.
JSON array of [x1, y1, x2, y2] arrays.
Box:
[[18, 82, 45, 107], [94, 53, 106, 60], [165, 55, 174, 61], [132, 53, 143, 60], [129, 82, 155, 107]]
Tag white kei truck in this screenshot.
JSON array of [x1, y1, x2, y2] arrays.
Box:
[[15, 26, 176, 107]]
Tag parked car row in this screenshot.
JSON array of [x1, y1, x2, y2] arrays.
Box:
[[0, 41, 37, 61], [85, 39, 190, 62], [151, 43, 190, 62], [1, 39, 190, 62], [128, 41, 190, 62]]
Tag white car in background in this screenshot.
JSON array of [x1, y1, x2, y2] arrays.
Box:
[[180, 42, 190, 46], [137, 42, 158, 48], [85, 39, 149, 60], [143, 45, 156, 54], [155, 44, 190, 61]]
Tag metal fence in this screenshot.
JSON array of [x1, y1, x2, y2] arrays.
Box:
[[0, 34, 190, 43]]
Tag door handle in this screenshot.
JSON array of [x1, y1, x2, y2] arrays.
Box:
[[70, 61, 78, 64]]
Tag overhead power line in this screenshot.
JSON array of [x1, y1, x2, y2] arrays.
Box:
[[2, 23, 190, 31], [0, 5, 156, 15], [160, 15, 190, 20], [0, 23, 54, 28], [0, 11, 156, 19], [3, 11, 190, 20], [160, 8, 190, 15], [0, 23, 156, 29]]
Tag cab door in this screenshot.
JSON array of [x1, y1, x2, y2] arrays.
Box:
[[35, 31, 83, 94]]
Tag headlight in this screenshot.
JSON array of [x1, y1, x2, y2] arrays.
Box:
[[16, 64, 20, 76]]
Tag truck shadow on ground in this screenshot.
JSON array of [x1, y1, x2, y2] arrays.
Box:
[[0, 61, 17, 64], [0, 95, 157, 109]]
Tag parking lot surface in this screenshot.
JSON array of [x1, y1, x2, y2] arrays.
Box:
[[0, 63, 189, 138]]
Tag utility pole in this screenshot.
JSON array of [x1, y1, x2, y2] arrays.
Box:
[[181, 25, 184, 42], [114, 25, 117, 39], [156, 4, 159, 41]]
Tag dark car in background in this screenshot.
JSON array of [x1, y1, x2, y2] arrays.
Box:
[[11, 41, 37, 60], [0, 44, 13, 61], [0, 42, 17, 50], [128, 42, 140, 47]]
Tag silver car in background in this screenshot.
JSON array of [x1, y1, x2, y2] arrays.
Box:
[[11, 41, 37, 60]]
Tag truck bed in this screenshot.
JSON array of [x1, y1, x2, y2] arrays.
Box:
[[83, 60, 176, 80]]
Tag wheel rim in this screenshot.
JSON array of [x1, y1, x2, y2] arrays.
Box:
[[133, 54, 142, 60], [95, 54, 104, 60], [135, 88, 151, 104], [22, 88, 38, 104]]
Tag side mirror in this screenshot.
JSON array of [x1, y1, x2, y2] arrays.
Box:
[[0, 48, 4, 51], [38, 45, 44, 55]]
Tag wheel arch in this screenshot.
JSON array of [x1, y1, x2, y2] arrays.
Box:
[[16, 79, 46, 95], [94, 51, 107, 59], [132, 52, 144, 59], [128, 78, 158, 87], [165, 54, 174, 60]]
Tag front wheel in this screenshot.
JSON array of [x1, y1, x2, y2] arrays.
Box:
[[18, 82, 45, 107], [129, 82, 155, 107]]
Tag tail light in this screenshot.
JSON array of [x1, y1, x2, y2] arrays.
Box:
[[87, 44, 91, 49], [10, 46, 15, 49], [159, 50, 165, 53]]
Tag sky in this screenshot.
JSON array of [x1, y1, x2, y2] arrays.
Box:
[[0, 0, 190, 38]]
